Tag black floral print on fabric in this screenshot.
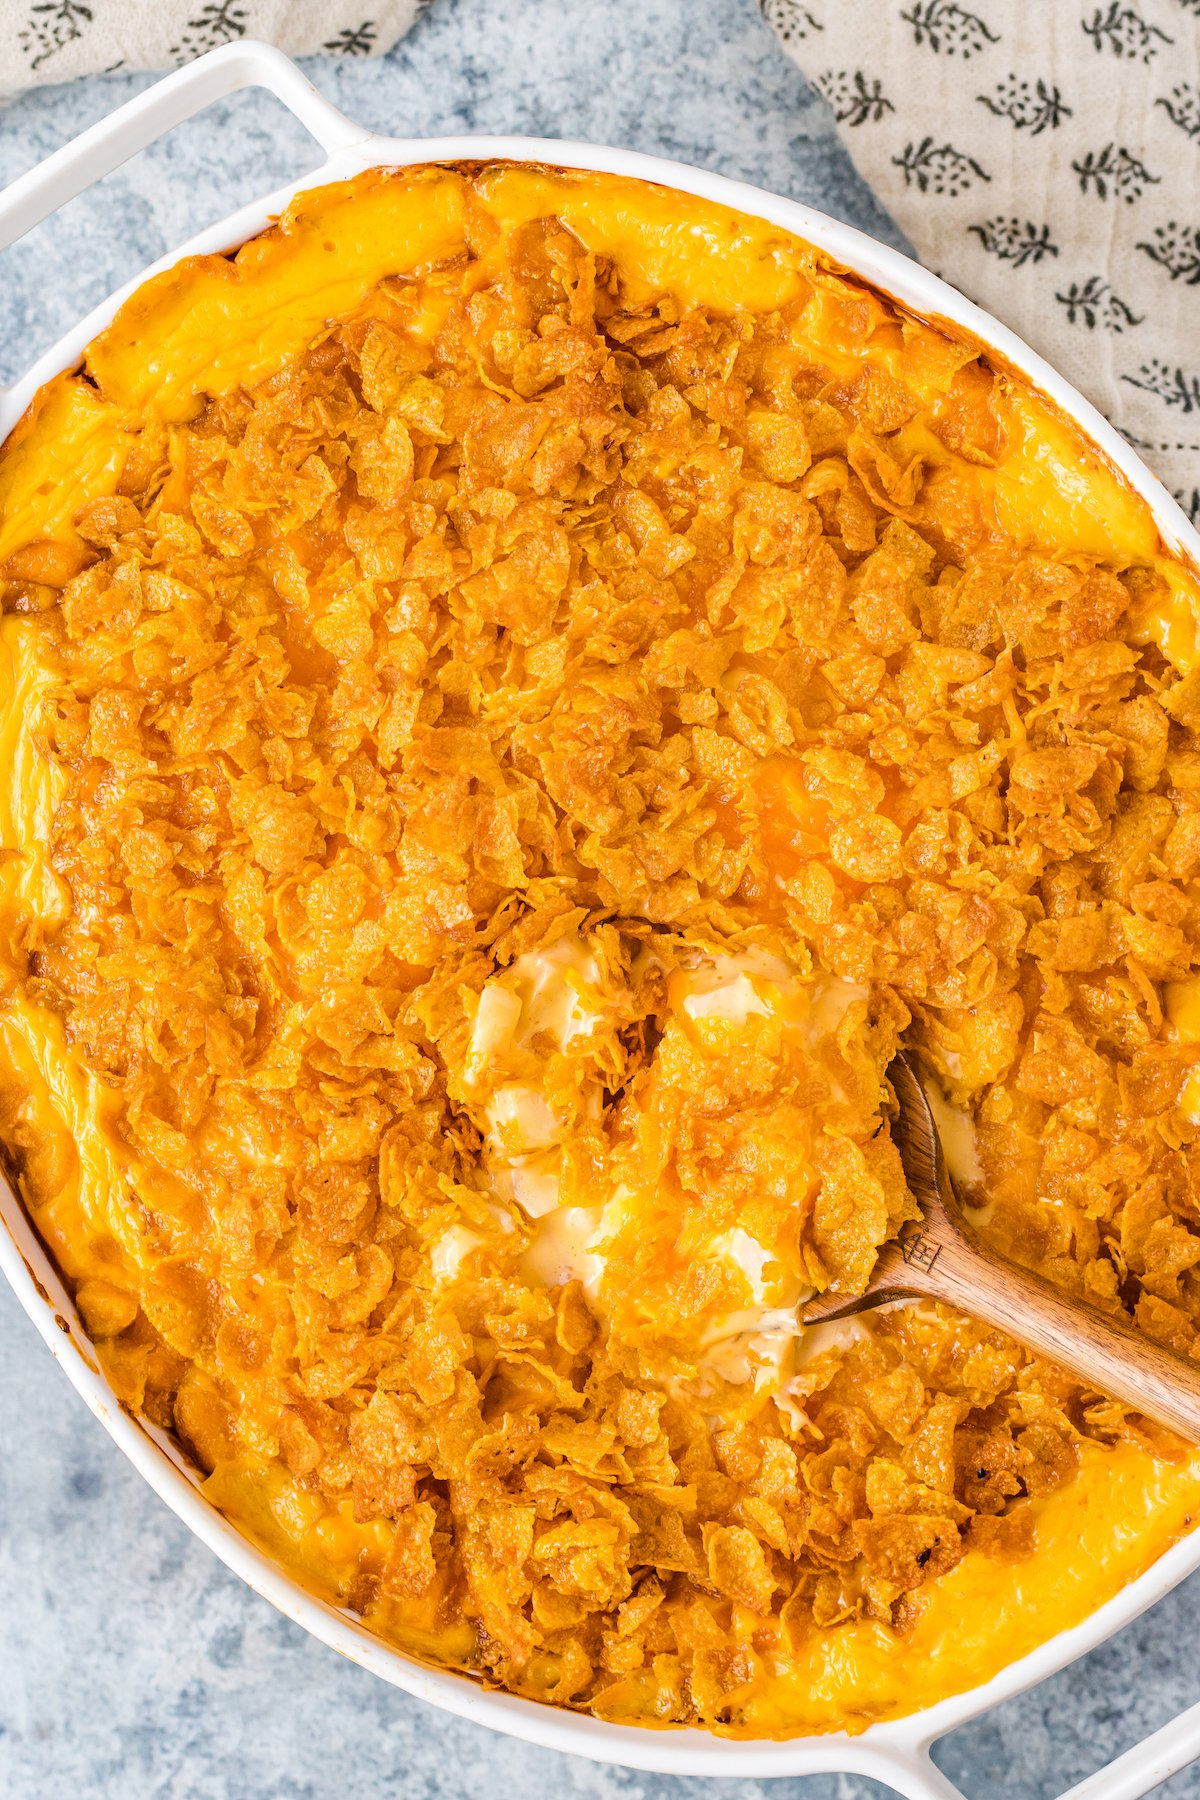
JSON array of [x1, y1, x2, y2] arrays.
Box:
[[1123, 361, 1200, 413], [1055, 276, 1145, 330], [1157, 83, 1200, 138], [1082, 4, 1173, 59], [169, 1, 247, 60], [977, 75, 1071, 133], [759, 0, 824, 45], [893, 137, 991, 194], [1072, 144, 1160, 203], [2, 0, 426, 96], [814, 69, 895, 124], [324, 21, 378, 54], [762, 0, 1200, 481], [1137, 223, 1200, 283], [18, 0, 92, 70], [968, 217, 1059, 264], [899, 1, 999, 56]]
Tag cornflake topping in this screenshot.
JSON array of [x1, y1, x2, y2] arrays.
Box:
[[1, 163, 1198, 1730]]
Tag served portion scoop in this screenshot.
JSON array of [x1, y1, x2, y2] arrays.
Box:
[[802, 1054, 1200, 1443]]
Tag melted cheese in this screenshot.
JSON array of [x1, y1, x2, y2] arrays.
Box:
[[194, 1402, 1200, 1733], [483, 1083, 561, 1159], [710, 1226, 778, 1303], [4, 165, 1200, 1738], [1167, 976, 1200, 1042], [925, 1081, 984, 1193], [10, 886, 1197, 1725], [740, 1437, 1200, 1736], [795, 1316, 874, 1364], [469, 941, 851, 1412], [1164, 979, 1200, 1124], [669, 954, 865, 1051], [429, 1223, 484, 1285], [4, 165, 1196, 667], [683, 971, 769, 1024], [504, 949, 861, 1348], [464, 983, 523, 1080], [0, 619, 67, 929], [511, 938, 605, 1048], [519, 1204, 605, 1298], [699, 1305, 803, 1387]]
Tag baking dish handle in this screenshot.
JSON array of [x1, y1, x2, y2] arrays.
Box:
[[0, 39, 369, 257], [879, 1697, 1200, 1800]]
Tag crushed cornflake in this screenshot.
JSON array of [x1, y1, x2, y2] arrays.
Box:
[[1, 164, 1198, 1731]]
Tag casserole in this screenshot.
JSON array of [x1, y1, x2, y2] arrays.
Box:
[[3, 40, 1200, 1795]]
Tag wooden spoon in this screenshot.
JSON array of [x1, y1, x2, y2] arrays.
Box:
[[800, 1051, 1200, 1441]]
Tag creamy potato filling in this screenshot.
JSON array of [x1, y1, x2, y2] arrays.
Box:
[[924, 1082, 985, 1195], [9, 160, 1200, 1738], [449, 932, 877, 1409]]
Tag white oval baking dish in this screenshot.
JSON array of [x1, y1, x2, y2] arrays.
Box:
[[2, 41, 1200, 1800]]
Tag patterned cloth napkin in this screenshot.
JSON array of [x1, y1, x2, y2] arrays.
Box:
[[763, 0, 1200, 518], [2, 0, 1197, 515], [0, 1, 423, 94]]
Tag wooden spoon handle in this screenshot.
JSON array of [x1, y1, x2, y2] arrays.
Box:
[[904, 1220, 1200, 1442]]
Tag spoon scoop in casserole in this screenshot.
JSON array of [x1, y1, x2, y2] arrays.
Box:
[[801, 1053, 1200, 1442]]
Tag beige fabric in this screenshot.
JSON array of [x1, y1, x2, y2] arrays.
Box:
[[763, 0, 1200, 517], [0, 1, 424, 97]]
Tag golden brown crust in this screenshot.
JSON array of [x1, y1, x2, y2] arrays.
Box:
[[1, 169, 1198, 1729]]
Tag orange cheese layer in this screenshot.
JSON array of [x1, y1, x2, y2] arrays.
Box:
[[199, 1435, 1200, 1734], [1, 862, 1197, 1729], [2, 588, 1200, 1730], [3, 165, 1200, 1736], [1, 164, 1196, 663]]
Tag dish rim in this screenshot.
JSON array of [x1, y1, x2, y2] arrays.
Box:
[[3, 44, 1200, 1794]]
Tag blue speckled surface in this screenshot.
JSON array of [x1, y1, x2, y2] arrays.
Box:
[[0, 3, 1198, 1795]]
